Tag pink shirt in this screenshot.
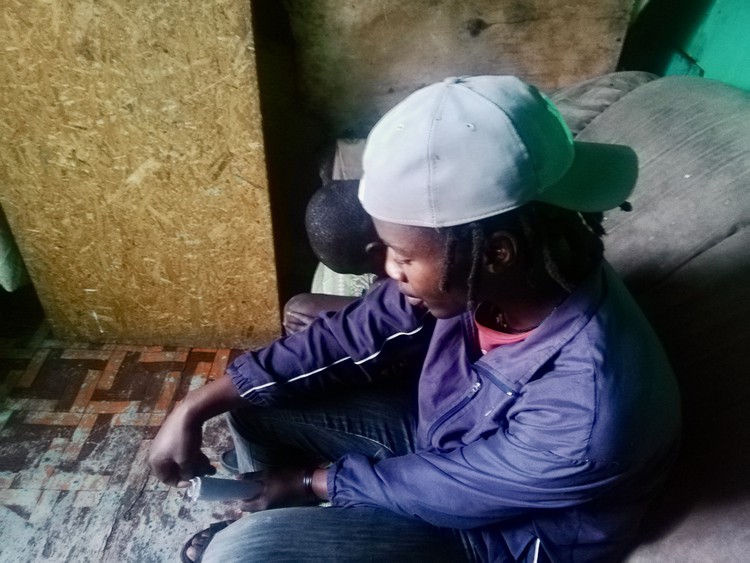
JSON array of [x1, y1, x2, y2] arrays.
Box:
[[475, 315, 534, 354]]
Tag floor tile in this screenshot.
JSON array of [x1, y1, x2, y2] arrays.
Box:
[[0, 299, 241, 562]]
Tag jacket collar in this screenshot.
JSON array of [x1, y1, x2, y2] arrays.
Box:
[[468, 264, 608, 393]]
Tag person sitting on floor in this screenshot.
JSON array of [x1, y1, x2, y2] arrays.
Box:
[[148, 75, 681, 563]]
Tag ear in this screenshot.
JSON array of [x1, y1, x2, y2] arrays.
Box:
[[365, 241, 387, 277], [484, 231, 518, 273]]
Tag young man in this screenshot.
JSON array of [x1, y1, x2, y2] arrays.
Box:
[[149, 76, 681, 562]]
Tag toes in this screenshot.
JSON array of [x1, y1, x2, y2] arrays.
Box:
[[192, 535, 210, 548], [184, 532, 211, 562], [183, 520, 235, 563]]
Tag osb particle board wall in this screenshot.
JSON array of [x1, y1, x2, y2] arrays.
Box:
[[0, 1, 280, 348], [283, 0, 635, 136]]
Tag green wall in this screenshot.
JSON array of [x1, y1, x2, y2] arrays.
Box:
[[621, 0, 750, 91]]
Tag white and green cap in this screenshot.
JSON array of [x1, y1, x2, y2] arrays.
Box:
[[359, 76, 637, 227]]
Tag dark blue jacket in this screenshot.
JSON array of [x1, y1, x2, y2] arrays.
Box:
[[229, 264, 681, 562]]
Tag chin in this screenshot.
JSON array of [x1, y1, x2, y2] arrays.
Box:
[[426, 304, 466, 319]]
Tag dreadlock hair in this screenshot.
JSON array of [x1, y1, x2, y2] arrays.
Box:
[[304, 180, 378, 275], [438, 202, 606, 311]]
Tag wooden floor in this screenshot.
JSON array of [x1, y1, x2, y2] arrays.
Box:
[[0, 288, 241, 562]]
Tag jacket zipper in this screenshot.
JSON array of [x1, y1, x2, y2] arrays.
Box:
[[426, 380, 482, 444], [473, 363, 515, 396]]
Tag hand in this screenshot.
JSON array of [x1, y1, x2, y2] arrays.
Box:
[[237, 468, 315, 512], [283, 309, 317, 335], [148, 375, 247, 487], [282, 293, 358, 335], [148, 404, 216, 487]]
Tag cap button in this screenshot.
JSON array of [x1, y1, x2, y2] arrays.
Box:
[[444, 76, 464, 84]]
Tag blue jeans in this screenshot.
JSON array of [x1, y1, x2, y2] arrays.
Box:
[[201, 379, 481, 562]]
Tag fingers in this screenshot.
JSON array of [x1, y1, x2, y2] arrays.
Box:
[[175, 462, 216, 488], [237, 467, 313, 512], [286, 310, 315, 322], [186, 451, 216, 476], [233, 472, 266, 511], [152, 453, 216, 489], [240, 498, 271, 513], [237, 471, 265, 480], [283, 310, 315, 335], [151, 460, 182, 488]]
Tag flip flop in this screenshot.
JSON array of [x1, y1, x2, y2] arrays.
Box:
[[180, 520, 236, 563], [220, 448, 239, 473]]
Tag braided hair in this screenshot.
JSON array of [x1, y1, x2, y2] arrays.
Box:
[[439, 202, 606, 310]]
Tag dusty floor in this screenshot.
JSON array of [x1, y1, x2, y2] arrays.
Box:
[[0, 287, 242, 562]]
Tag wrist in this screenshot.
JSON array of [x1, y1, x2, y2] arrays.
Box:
[[175, 375, 245, 428], [310, 467, 328, 501], [302, 468, 316, 500], [174, 390, 207, 429], [300, 467, 328, 501]]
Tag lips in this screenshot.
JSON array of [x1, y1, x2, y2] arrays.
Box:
[[398, 284, 425, 308], [404, 294, 424, 308]]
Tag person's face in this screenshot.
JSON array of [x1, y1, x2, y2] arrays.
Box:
[[372, 218, 470, 319]]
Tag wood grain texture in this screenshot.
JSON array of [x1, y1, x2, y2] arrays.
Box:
[[0, 1, 280, 348]]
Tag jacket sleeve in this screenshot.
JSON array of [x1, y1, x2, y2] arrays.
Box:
[[227, 280, 434, 406], [327, 378, 626, 530]]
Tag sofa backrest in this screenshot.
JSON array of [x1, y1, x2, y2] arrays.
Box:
[[575, 75, 750, 560]]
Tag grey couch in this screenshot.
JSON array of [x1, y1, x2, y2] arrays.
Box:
[[551, 72, 750, 561]]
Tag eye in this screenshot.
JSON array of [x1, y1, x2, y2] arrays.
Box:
[[384, 247, 412, 266]]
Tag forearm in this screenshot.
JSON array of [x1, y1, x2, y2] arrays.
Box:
[[177, 371, 247, 426], [148, 373, 247, 486], [311, 467, 329, 501]]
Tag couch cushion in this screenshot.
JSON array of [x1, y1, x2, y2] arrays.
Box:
[[575, 75, 750, 560], [576, 75, 750, 293], [549, 71, 658, 135], [623, 228, 750, 561]]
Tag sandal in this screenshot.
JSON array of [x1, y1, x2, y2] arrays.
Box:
[[220, 448, 239, 473], [180, 520, 235, 563]]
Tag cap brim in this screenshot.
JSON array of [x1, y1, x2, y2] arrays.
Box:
[[537, 141, 638, 212]]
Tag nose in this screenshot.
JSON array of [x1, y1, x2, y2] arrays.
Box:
[[384, 249, 406, 282]]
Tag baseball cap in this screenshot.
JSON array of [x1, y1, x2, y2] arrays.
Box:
[[358, 76, 637, 228]]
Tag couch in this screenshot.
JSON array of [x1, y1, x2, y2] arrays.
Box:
[[550, 72, 750, 561]]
